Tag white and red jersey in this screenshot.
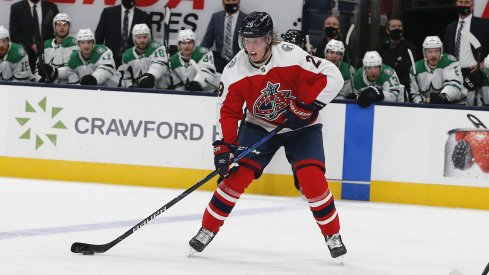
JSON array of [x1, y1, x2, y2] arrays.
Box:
[[217, 41, 344, 144]]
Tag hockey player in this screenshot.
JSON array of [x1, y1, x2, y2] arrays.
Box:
[[467, 54, 489, 106], [0, 26, 34, 82], [409, 36, 464, 104], [324, 39, 356, 99], [170, 29, 220, 92], [120, 23, 171, 89], [67, 28, 120, 86], [353, 51, 402, 107], [188, 12, 347, 260], [37, 13, 78, 84]]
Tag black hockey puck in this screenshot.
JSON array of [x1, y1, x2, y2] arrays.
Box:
[[82, 251, 94, 255]]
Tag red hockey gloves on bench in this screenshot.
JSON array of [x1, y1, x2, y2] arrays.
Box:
[[213, 140, 238, 177], [285, 100, 324, 130]]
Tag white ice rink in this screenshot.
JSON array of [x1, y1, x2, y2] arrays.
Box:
[[1, 177, 488, 275]]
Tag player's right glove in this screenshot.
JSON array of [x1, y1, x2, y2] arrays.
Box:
[[37, 63, 58, 83], [80, 74, 97, 86], [212, 140, 238, 177], [430, 93, 450, 104], [463, 71, 483, 91], [137, 73, 155, 88], [357, 86, 384, 107], [285, 100, 324, 130], [185, 81, 203, 91]]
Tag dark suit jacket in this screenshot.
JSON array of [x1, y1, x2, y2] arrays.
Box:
[[95, 5, 151, 67], [444, 16, 489, 66], [9, 0, 58, 47], [200, 10, 247, 57]]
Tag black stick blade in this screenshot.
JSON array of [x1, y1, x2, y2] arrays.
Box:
[[71, 242, 108, 254]]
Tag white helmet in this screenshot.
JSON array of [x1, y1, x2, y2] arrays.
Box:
[[363, 51, 382, 67], [178, 29, 195, 43], [0, 25, 9, 40], [132, 24, 151, 39], [423, 36, 443, 51], [76, 28, 95, 42], [325, 39, 345, 54], [53, 13, 71, 30]]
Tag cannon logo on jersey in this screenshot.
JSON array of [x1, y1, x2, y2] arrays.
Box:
[[253, 81, 294, 121]]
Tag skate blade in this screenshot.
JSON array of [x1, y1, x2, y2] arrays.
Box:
[[188, 247, 198, 258], [334, 255, 345, 266]]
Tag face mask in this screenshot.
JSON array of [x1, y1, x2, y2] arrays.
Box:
[[456, 5, 471, 16], [31, 0, 40, 3], [224, 3, 239, 14], [389, 29, 403, 40], [122, 0, 134, 9], [324, 27, 338, 38]]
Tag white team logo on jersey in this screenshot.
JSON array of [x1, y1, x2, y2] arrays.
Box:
[[253, 81, 294, 121]]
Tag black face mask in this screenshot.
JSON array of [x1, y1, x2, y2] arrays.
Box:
[[31, 0, 40, 3], [224, 3, 239, 14], [389, 29, 403, 40], [122, 0, 134, 9], [324, 27, 338, 38], [456, 5, 471, 16]]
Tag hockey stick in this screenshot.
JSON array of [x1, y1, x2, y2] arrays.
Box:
[[461, 28, 482, 105], [71, 123, 287, 255], [482, 262, 489, 275], [305, 34, 313, 55], [343, 24, 356, 97], [163, 6, 174, 88], [37, 9, 55, 83], [407, 48, 419, 103]]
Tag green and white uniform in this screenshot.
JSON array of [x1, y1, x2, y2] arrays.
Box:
[[42, 36, 78, 83], [121, 40, 170, 88], [335, 61, 356, 99], [409, 54, 464, 104], [353, 64, 401, 102], [0, 42, 34, 81], [170, 46, 220, 91], [67, 44, 120, 86]]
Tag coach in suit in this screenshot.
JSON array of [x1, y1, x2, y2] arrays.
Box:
[[200, 0, 247, 73], [95, 0, 151, 68], [9, 0, 59, 73], [444, 0, 489, 91]]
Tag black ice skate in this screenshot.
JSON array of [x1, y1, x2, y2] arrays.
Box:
[[189, 227, 216, 255], [325, 233, 347, 260]]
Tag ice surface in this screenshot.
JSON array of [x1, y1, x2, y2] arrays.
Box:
[[1, 177, 488, 275]]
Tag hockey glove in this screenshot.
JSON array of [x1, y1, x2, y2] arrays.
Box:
[[80, 74, 98, 86], [37, 63, 58, 83], [463, 71, 484, 91], [137, 73, 155, 88], [357, 86, 384, 107], [430, 93, 450, 104], [185, 81, 204, 91], [285, 100, 323, 130], [212, 140, 238, 177]]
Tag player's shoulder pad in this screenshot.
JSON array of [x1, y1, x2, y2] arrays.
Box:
[[382, 64, 395, 76], [6, 43, 27, 63], [44, 39, 54, 49], [63, 36, 77, 47], [68, 50, 82, 69], [122, 47, 136, 63]]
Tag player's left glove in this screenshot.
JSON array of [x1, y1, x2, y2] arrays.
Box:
[[285, 100, 324, 130], [430, 93, 450, 104], [80, 74, 97, 86], [463, 70, 483, 91], [212, 140, 238, 177], [37, 63, 58, 83], [357, 86, 384, 107], [137, 73, 155, 88]]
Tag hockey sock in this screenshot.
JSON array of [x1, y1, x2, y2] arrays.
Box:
[[296, 166, 340, 236], [202, 166, 255, 233]]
